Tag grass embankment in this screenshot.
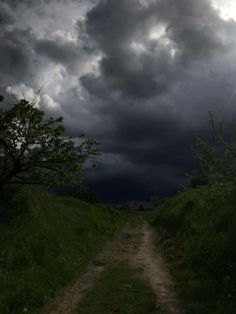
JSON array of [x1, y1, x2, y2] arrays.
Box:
[[77, 263, 156, 314], [0, 186, 128, 314], [152, 182, 236, 314]]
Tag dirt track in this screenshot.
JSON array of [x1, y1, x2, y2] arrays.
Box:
[[41, 221, 183, 314]]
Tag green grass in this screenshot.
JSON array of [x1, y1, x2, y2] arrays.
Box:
[[0, 186, 128, 314], [152, 182, 236, 314], [77, 263, 157, 314]]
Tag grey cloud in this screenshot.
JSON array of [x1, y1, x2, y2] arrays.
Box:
[[1, 0, 236, 201], [75, 0, 236, 200], [0, 3, 14, 25], [0, 28, 34, 87], [81, 0, 235, 100], [35, 39, 79, 70], [83, 0, 173, 98]]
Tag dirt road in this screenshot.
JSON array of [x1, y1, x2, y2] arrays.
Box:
[[41, 221, 183, 314]]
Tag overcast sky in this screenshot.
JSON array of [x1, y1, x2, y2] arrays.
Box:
[[1, 0, 236, 202]]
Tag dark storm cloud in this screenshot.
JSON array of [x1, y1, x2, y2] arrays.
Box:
[[83, 99, 195, 202], [0, 2, 14, 25], [0, 4, 25, 86], [82, 0, 234, 99], [78, 0, 236, 201], [83, 0, 176, 98], [0, 0, 97, 102], [0, 28, 33, 87], [1, 0, 236, 201], [87, 165, 186, 202], [35, 39, 80, 71]]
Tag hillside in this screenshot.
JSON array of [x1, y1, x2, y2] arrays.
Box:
[[152, 182, 236, 314], [0, 187, 128, 314]]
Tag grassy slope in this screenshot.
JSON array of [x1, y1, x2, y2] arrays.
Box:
[[77, 263, 156, 314], [152, 183, 236, 314], [0, 187, 128, 314]]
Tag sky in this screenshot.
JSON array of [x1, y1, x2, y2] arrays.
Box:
[[1, 0, 236, 202]]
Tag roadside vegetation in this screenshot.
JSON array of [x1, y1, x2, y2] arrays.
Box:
[[152, 183, 236, 313], [0, 186, 128, 314], [152, 115, 236, 313]]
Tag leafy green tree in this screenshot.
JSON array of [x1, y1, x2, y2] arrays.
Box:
[[0, 96, 99, 190]]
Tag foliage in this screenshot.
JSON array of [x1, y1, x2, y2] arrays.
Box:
[[151, 113, 236, 313], [152, 184, 236, 314], [0, 96, 99, 190], [150, 195, 167, 206], [54, 185, 102, 203], [189, 170, 209, 188], [78, 264, 156, 314], [0, 186, 128, 314], [192, 112, 236, 185]]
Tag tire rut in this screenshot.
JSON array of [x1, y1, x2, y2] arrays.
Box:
[[41, 221, 183, 314]]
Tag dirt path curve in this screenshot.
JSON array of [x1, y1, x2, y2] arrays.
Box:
[[41, 221, 183, 314]]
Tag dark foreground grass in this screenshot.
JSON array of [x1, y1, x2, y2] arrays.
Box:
[[77, 263, 157, 314], [152, 182, 236, 314], [0, 186, 128, 314]]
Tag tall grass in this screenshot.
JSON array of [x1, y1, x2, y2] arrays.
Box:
[[152, 182, 236, 314], [77, 263, 156, 314]]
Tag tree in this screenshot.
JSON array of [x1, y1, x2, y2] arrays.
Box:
[[0, 96, 99, 190]]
